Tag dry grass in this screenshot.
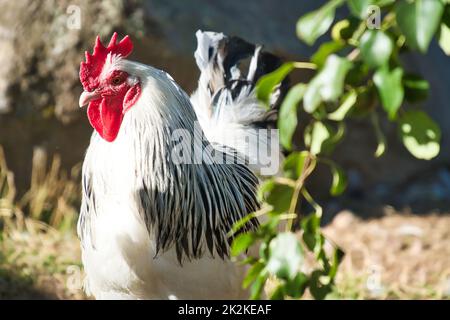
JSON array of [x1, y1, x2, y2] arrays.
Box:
[[20, 147, 81, 231], [0, 146, 86, 299]]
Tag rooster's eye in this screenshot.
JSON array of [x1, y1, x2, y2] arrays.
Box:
[[112, 77, 122, 85]]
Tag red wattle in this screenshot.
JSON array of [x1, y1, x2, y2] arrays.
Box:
[[87, 98, 123, 142], [87, 99, 103, 137], [86, 84, 140, 142], [100, 98, 124, 142]]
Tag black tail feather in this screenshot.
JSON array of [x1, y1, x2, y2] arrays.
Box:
[[194, 30, 289, 129]]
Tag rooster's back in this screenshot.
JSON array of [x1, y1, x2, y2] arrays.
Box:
[[190, 31, 287, 177]]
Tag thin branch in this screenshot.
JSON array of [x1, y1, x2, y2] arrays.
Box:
[[286, 152, 316, 231], [293, 62, 317, 70]]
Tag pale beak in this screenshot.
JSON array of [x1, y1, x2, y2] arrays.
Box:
[[79, 91, 101, 108]]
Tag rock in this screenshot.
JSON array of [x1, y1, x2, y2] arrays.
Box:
[[0, 0, 145, 123], [395, 225, 424, 237], [330, 210, 358, 229]]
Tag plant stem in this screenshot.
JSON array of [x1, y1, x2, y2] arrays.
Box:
[[286, 152, 316, 231], [347, 48, 360, 61], [273, 177, 296, 188], [301, 188, 323, 218], [370, 112, 387, 158], [348, 21, 367, 47], [293, 62, 317, 70], [381, 12, 396, 31]]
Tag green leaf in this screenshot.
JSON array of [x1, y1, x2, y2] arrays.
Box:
[[439, 23, 450, 55], [345, 61, 370, 87], [328, 247, 345, 280], [284, 272, 309, 298], [238, 256, 258, 266], [373, 66, 404, 120], [259, 241, 269, 261], [267, 233, 303, 280], [443, 4, 450, 27], [311, 41, 345, 68], [315, 236, 330, 270], [258, 215, 282, 237], [403, 73, 430, 103], [310, 270, 333, 300], [230, 211, 258, 236], [398, 110, 441, 160], [305, 121, 331, 156], [377, 0, 396, 6], [348, 0, 375, 18], [250, 271, 269, 300], [257, 179, 275, 201], [395, 0, 445, 53], [443, 4, 450, 28], [243, 262, 265, 289], [359, 30, 394, 68], [328, 90, 358, 121], [283, 151, 309, 180], [351, 85, 377, 116], [296, 0, 344, 45], [304, 55, 353, 113], [349, 0, 396, 19], [329, 163, 347, 196], [270, 284, 286, 300], [348, 0, 396, 19], [264, 183, 294, 213], [301, 213, 321, 251], [305, 121, 344, 156], [278, 84, 306, 150], [231, 233, 255, 256], [256, 62, 294, 107]]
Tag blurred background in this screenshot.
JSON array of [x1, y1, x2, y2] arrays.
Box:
[[0, 0, 449, 299]]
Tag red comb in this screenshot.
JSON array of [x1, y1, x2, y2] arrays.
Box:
[[79, 32, 133, 91]]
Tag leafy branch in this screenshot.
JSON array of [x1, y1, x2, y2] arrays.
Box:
[[232, 0, 449, 300]]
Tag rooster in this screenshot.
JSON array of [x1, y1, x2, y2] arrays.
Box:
[[77, 31, 285, 299]]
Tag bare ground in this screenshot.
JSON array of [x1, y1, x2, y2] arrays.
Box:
[[324, 209, 450, 299]]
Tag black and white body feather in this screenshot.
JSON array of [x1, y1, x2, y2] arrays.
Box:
[[78, 31, 286, 299], [191, 31, 287, 176]]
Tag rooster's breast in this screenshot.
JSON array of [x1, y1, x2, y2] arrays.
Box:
[[79, 133, 249, 299]]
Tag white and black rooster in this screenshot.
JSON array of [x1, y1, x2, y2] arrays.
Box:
[[78, 31, 287, 299]]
